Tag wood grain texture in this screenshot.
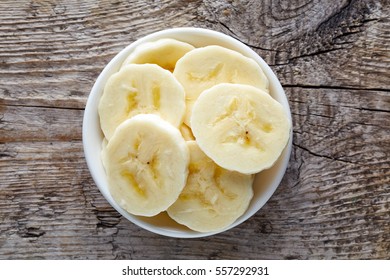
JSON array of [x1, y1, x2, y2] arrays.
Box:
[[0, 0, 389, 259]]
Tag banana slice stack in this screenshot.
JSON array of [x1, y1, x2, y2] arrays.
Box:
[[98, 38, 291, 233]]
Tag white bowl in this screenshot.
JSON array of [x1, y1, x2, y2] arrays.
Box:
[[83, 27, 292, 238]]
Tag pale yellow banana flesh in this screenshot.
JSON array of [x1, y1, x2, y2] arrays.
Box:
[[191, 83, 291, 174], [173, 45, 269, 126], [98, 64, 185, 140], [167, 141, 254, 232], [179, 123, 195, 141], [121, 38, 195, 72], [103, 114, 189, 217]]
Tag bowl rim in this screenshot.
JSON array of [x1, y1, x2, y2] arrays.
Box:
[[83, 27, 292, 238]]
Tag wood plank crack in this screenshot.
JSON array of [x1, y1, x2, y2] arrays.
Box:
[[293, 141, 362, 165]]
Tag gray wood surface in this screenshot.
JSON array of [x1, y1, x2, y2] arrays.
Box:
[[0, 0, 389, 259]]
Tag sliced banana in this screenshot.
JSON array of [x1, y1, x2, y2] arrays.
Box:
[[173, 45, 269, 126], [167, 141, 254, 232], [98, 64, 186, 140], [103, 114, 189, 217], [101, 138, 108, 171], [191, 83, 290, 174], [121, 38, 195, 72]]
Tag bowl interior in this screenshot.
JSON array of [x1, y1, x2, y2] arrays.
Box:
[[83, 27, 292, 238]]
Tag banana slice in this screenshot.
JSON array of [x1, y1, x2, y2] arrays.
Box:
[[191, 83, 290, 174], [98, 64, 186, 140], [121, 38, 195, 72], [167, 141, 254, 232], [101, 138, 108, 170], [173, 45, 269, 126], [103, 114, 189, 217]]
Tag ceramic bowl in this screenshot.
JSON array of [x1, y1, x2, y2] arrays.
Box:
[[83, 27, 292, 238]]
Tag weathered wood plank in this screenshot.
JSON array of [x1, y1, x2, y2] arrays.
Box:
[[287, 87, 390, 163], [1, 87, 388, 259], [0, 0, 201, 108], [199, 0, 390, 90], [0, 141, 117, 259], [1, 0, 388, 109], [0, 104, 83, 142]]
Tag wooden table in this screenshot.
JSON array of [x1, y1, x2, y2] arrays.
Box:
[[0, 0, 389, 260]]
